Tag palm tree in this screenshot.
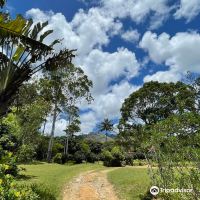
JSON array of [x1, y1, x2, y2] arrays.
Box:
[[99, 118, 113, 142], [0, 13, 75, 117]]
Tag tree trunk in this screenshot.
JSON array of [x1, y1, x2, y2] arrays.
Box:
[[42, 119, 47, 135], [47, 101, 57, 162], [106, 131, 108, 142], [64, 135, 69, 156]]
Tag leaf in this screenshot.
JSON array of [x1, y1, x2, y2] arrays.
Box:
[[0, 0, 5, 8], [40, 30, 53, 42], [12, 44, 26, 62]]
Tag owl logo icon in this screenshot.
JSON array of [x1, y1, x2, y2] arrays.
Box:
[[150, 186, 159, 196]]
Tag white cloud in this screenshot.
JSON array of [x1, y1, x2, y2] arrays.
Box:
[[91, 81, 139, 118], [174, 0, 200, 22], [143, 70, 182, 83], [140, 31, 200, 82], [101, 0, 170, 29], [26, 8, 122, 56], [44, 117, 66, 136], [26, 8, 140, 134], [121, 29, 140, 43], [78, 48, 139, 95], [80, 111, 97, 134], [79, 81, 140, 133]]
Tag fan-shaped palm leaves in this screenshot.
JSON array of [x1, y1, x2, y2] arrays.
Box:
[[0, 14, 75, 117], [0, 0, 5, 8], [99, 118, 113, 142]]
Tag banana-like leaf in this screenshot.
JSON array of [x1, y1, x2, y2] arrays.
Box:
[[12, 44, 25, 62], [40, 30, 53, 42], [0, 0, 5, 8]]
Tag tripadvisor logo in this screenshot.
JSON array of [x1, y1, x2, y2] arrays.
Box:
[[150, 186, 159, 196], [150, 186, 193, 196]]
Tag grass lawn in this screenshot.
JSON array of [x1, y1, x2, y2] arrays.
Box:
[[17, 162, 105, 200], [107, 167, 151, 200]]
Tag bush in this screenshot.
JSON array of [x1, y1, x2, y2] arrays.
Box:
[[111, 146, 125, 167], [102, 146, 125, 167], [101, 150, 113, 167], [133, 152, 146, 160], [125, 153, 133, 166], [86, 152, 98, 163], [73, 151, 86, 164], [29, 184, 56, 200], [139, 190, 154, 200], [132, 159, 147, 166], [17, 145, 36, 163], [52, 153, 62, 164]]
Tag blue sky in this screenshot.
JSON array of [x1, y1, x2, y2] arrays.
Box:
[[7, 0, 200, 134]]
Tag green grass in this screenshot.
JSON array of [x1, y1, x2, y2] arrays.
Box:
[[107, 167, 151, 200], [18, 162, 105, 200]]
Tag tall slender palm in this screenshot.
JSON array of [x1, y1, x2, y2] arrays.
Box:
[[99, 118, 113, 142]]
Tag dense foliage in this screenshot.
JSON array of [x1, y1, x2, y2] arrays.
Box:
[[119, 79, 200, 200]]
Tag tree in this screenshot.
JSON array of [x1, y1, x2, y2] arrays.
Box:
[[13, 82, 50, 144], [120, 81, 195, 127], [144, 112, 200, 200], [99, 118, 113, 142], [118, 81, 196, 156], [41, 64, 92, 162], [63, 105, 81, 156]]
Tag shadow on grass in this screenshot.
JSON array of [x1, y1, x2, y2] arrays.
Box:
[[18, 161, 46, 165], [16, 174, 37, 181]]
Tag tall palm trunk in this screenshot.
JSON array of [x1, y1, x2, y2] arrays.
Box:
[[47, 100, 57, 162]]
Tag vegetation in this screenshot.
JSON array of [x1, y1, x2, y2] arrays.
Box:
[[0, 0, 200, 199], [108, 168, 150, 200], [118, 78, 200, 199], [18, 163, 104, 200], [99, 118, 113, 142]]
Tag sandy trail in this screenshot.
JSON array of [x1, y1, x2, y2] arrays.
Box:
[[63, 169, 119, 200]]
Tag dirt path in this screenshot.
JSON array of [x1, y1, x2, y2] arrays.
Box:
[[63, 169, 119, 200]]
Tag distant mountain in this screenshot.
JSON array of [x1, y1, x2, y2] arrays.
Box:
[[81, 132, 116, 142]]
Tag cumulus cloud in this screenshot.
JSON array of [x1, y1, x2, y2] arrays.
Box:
[[26, 8, 141, 134], [143, 70, 182, 83], [44, 117, 67, 136], [78, 48, 139, 95], [100, 0, 170, 29], [174, 0, 200, 22], [121, 29, 140, 43], [140, 31, 200, 82]]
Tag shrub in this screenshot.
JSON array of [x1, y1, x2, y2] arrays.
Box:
[[101, 150, 113, 167], [125, 153, 133, 166], [86, 152, 98, 163], [17, 145, 36, 163], [111, 146, 125, 167], [52, 153, 62, 164], [73, 151, 86, 164], [132, 159, 147, 166], [139, 190, 153, 200], [29, 184, 56, 200], [102, 146, 125, 167], [133, 152, 146, 160]]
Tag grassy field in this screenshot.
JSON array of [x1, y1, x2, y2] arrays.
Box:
[[107, 167, 151, 200], [18, 162, 105, 200]]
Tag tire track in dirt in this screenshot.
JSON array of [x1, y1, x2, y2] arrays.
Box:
[[63, 169, 119, 200]]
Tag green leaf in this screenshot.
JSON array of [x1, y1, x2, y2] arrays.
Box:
[[12, 44, 26, 62]]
